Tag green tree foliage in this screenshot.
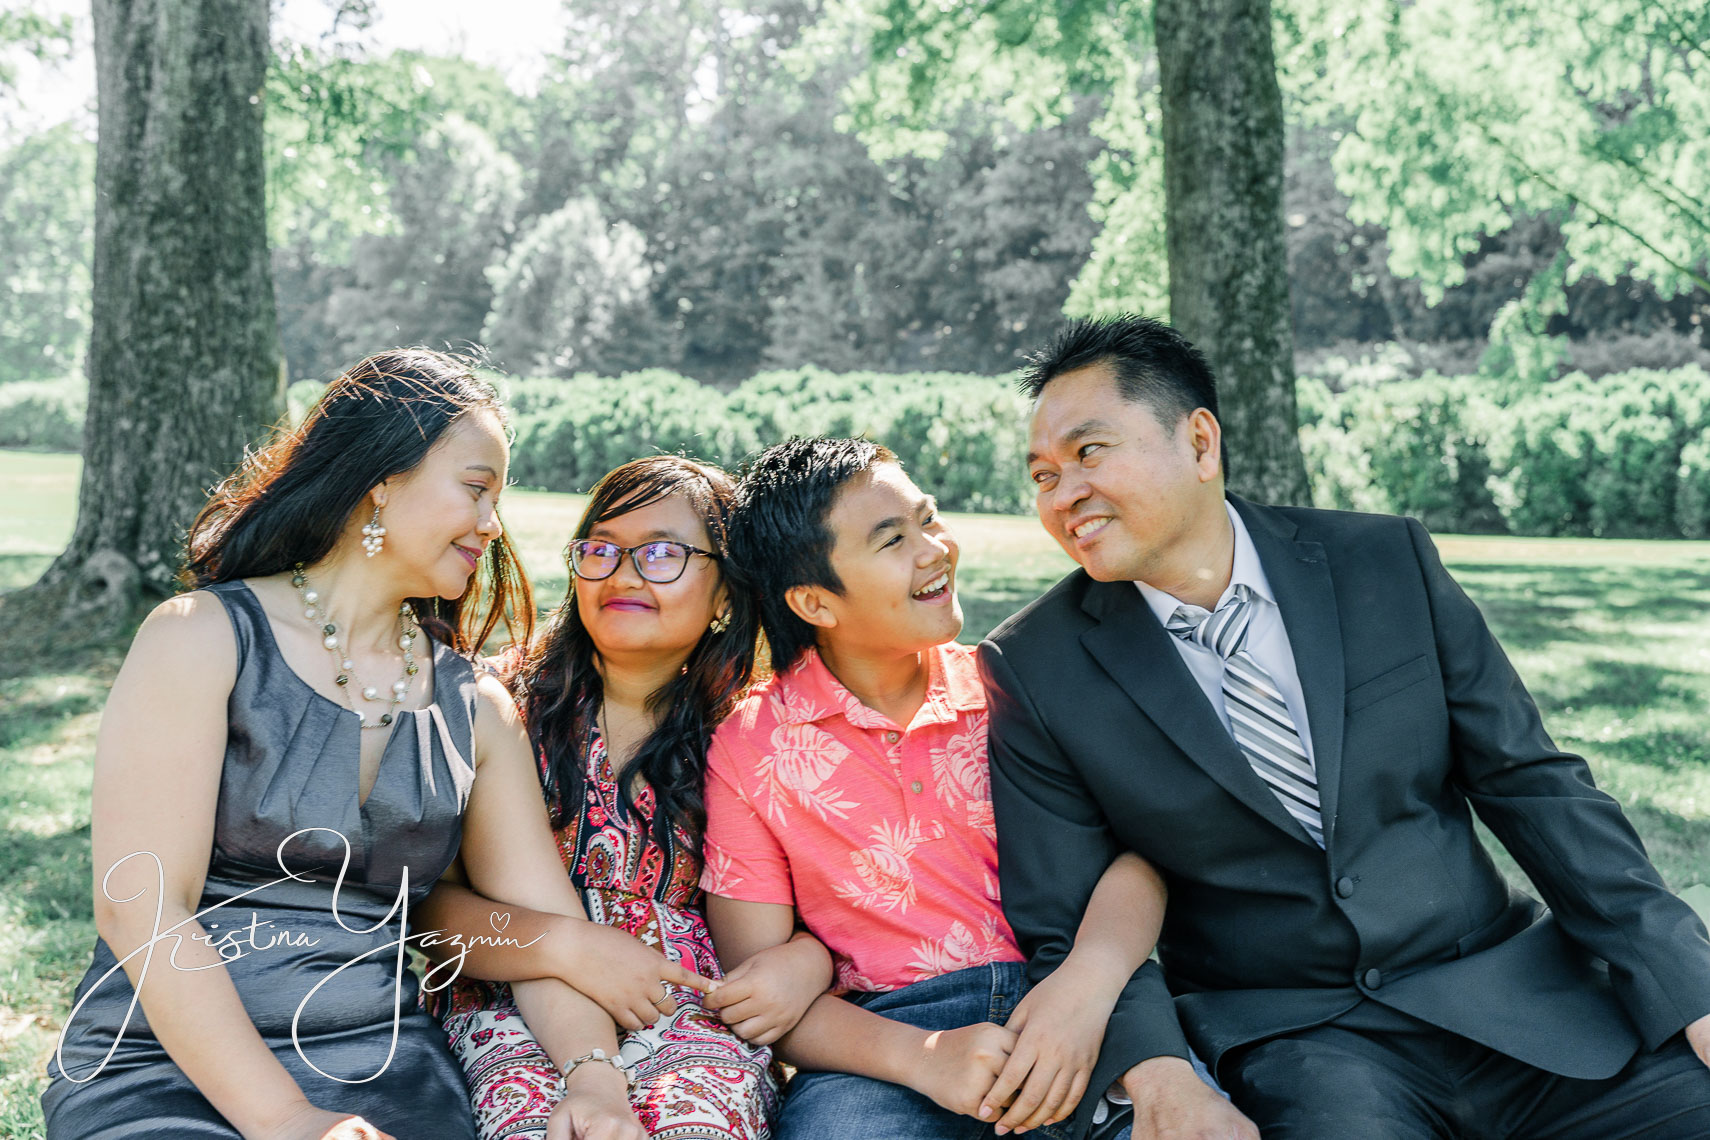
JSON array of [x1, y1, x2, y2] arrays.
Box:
[[0, 124, 92, 383], [815, 0, 1166, 318], [1291, 0, 1710, 361], [319, 115, 523, 367], [0, 6, 72, 104], [483, 198, 668, 377]]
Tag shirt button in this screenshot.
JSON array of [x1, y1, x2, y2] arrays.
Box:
[[1336, 876, 1355, 899], [1363, 968, 1382, 989], [884, 731, 900, 744], [910, 780, 923, 794]]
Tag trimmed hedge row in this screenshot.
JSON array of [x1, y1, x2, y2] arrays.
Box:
[[12, 364, 1710, 536], [505, 368, 1036, 514], [1301, 366, 1710, 538]]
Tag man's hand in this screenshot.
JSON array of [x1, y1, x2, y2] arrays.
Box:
[[978, 960, 1118, 1134], [703, 933, 834, 1045], [909, 1022, 1020, 1118], [1122, 1056, 1258, 1140], [1686, 1012, 1710, 1068]]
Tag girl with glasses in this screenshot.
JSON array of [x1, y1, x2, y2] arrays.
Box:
[[419, 456, 824, 1140]]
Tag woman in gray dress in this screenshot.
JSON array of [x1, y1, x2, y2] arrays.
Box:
[[42, 350, 714, 1140]]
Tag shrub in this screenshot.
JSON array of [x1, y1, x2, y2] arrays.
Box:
[[1303, 365, 1710, 538], [0, 377, 86, 451], [1300, 374, 1503, 533], [509, 372, 760, 492]]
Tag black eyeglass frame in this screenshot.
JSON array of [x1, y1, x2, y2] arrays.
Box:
[[568, 539, 720, 584]]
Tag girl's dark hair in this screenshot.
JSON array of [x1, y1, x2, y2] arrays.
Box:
[[181, 348, 534, 653], [509, 456, 757, 859]]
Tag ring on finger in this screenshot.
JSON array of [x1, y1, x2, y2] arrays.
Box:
[[651, 980, 672, 1006]]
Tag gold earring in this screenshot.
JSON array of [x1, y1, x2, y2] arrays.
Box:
[[709, 611, 731, 634]]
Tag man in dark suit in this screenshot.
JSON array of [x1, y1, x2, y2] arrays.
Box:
[[979, 314, 1710, 1138]]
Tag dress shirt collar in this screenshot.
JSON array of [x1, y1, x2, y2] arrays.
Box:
[[1135, 500, 1276, 624]]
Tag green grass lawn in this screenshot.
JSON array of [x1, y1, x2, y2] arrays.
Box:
[[5, 448, 1710, 1134]]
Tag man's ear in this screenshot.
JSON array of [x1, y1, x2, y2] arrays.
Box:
[[784, 584, 839, 632], [1186, 408, 1223, 483]]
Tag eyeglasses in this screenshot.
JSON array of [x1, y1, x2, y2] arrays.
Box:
[[568, 539, 719, 584]]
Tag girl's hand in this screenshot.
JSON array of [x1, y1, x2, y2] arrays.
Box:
[[702, 933, 833, 1044], [558, 919, 719, 1031], [547, 1064, 646, 1140], [978, 959, 1122, 1134]]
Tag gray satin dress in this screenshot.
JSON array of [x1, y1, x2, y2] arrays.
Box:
[[43, 580, 480, 1139]]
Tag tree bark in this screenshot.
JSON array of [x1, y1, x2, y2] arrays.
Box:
[[37, 0, 281, 621], [1156, 0, 1310, 505]]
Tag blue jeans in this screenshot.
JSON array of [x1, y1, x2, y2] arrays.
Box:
[[776, 962, 1075, 1140]]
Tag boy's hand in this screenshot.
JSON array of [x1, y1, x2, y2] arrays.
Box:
[[558, 920, 719, 1031], [978, 961, 1122, 1134], [702, 933, 834, 1045], [910, 1022, 1020, 1118]]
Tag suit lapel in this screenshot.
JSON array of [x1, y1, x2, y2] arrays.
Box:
[[1079, 578, 1313, 842], [1230, 496, 1346, 839]]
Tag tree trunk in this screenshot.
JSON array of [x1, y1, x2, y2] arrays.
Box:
[[1155, 0, 1310, 505], [37, 0, 281, 623]]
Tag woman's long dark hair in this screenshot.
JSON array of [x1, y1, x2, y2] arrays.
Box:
[[181, 349, 534, 653], [510, 456, 758, 859]]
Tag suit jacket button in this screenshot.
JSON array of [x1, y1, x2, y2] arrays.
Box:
[[1363, 968, 1382, 989], [1336, 876, 1355, 898]]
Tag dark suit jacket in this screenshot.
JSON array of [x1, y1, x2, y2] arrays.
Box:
[[979, 496, 1710, 1135]]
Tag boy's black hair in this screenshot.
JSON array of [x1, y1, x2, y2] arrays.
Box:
[[1019, 313, 1228, 476], [731, 437, 897, 674]]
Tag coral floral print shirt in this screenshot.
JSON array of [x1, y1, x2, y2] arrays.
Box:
[[701, 642, 1023, 993]]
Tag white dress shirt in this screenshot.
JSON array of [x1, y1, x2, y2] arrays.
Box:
[[1135, 501, 1316, 765]]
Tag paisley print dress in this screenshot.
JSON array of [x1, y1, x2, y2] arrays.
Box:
[[432, 727, 779, 1139]]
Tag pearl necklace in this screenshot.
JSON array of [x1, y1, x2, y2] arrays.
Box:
[[291, 564, 418, 729]]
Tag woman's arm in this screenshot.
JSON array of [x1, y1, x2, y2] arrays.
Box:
[[457, 675, 715, 1036], [979, 851, 1168, 1133], [89, 595, 375, 1140]]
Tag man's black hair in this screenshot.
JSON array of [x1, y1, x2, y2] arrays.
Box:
[[1019, 314, 1228, 475], [730, 436, 897, 674]]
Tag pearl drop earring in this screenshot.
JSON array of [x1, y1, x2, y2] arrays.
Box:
[[361, 505, 387, 557]]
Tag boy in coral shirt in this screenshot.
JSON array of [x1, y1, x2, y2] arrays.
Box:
[[701, 438, 1166, 1139]]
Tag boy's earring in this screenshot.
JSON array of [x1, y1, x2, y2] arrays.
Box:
[[361, 505, 386, 558], [709, 611, 732, 634]]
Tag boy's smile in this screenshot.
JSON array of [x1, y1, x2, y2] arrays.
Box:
[[814, 462, 964, 656]]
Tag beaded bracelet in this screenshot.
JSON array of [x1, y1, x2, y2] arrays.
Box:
[[560, 1047, 635, 1087]]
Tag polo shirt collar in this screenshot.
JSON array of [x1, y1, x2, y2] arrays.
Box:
[[779, 643, 985, 733]]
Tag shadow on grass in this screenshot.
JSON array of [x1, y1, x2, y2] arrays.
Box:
[[1526, 660, 1703, 721], [1620, 801, 1710, 890], [1454, 564, 1710, 654], [0, 686, 105, 752], [957, 571, 1066, 644], [1590, 727, 1710, 774], [0, 824, 93, 929]]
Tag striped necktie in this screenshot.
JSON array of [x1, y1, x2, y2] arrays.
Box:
[[1166, 584, 1324, 847]]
